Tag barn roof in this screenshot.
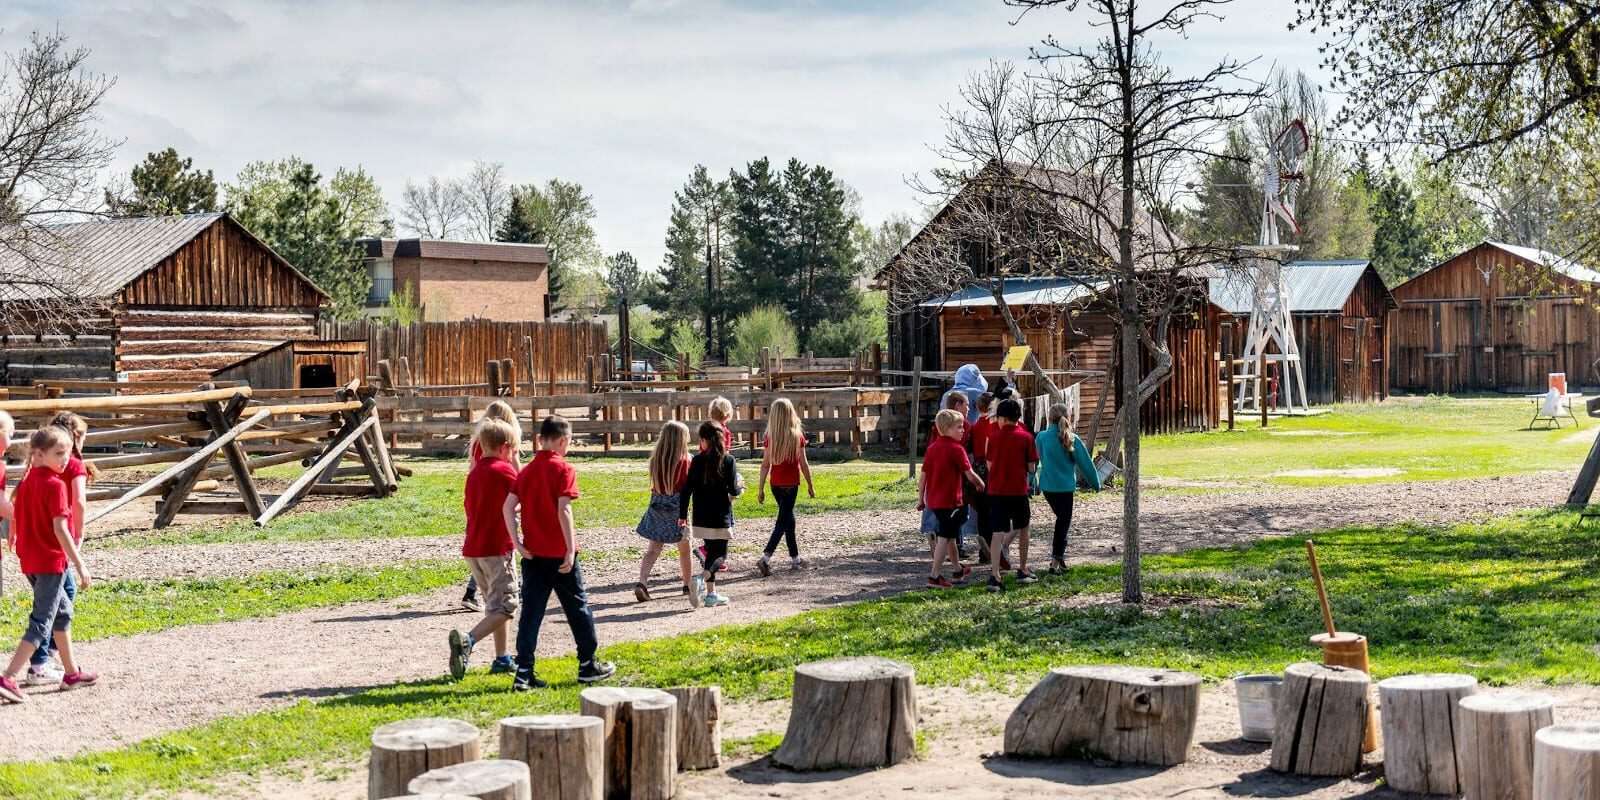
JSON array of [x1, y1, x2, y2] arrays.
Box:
[[1210, 260, 1392, 315], [919, 277, 1099, 308], [0, 212, 329, 303], [1484, 241, 1600, 284]]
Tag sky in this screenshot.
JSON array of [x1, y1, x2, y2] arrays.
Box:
[[17, 0, 1323, 272]]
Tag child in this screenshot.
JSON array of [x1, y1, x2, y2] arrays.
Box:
[[968, 391, 1002, 568], [917, 410, 984, 588], [463, 400, 522, 613], [501, 415, 615, 690], [920, 393, 973, 558], [27, 413, 94, 685], [447, 418, 521, 680], [678, 421, 741, 607], [1037, 402, 1101, 574], [0, 411, 15, 524], [756, 398, 813, 576], [984, 398, 1039, 591], [0, 427, 96, 702], [698, 397, 741, 571], [634, 421, 697, 606]]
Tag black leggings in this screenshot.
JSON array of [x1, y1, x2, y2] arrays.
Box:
[[1044, 491, 1075, 562], [764, 485, 800, 558], [700, 539, 729, 583]]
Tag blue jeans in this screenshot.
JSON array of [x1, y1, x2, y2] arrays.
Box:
[[24, 572, 72, 654], [515, 556, 599, 670], [29, 571, 75, 664], [763, 485, 800, 558]]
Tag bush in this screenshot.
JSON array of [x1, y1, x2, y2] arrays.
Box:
[[811, 292, 887, 357], [667, 319, 706, 367], [729, 306, 797, 367]]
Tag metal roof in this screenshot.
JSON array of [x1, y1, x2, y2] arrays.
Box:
[[0, 213, 232, 302], [1485, 240, 1600, 284], [1209, 260, 1375, 315], [919, 277, 1098, 308]]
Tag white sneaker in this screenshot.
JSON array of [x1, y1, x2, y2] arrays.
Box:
[[25, 662, 63, 685], [704, 591, 730, 607], [690, 576, 706, 608]]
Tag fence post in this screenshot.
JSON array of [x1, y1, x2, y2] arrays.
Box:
[[906, 356, 923, 478], [678, 354, 688, 381], [500, 358, 516, 398], [487, 360, 502, 397], [761, 348, 773, 392], [586, 356, 596, 393], [871, 342, 883, 387], [1259, 351, 1268, 428]]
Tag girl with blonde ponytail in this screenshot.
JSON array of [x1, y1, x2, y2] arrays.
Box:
[[755, 398, 814, 576], [1036, 402, 1101, 575]]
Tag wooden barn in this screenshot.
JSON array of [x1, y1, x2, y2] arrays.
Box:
[[1210, 260, 1396, 404], [1389, 241, 1600, 393], [0, 213, 330, 385], [212, 340, 367, 390]]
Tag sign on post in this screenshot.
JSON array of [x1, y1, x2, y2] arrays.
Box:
[[1001, 345, 1032, 372]]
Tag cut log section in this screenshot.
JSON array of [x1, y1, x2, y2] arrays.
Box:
[[1269, 662, 1370, 777], [667, 686, 722, 770], [368, 718, 483, 800], [407, 760, 531, 800], [498, 714, 603, 800], [1377, 673, 1478, 795], [1003, 665, 1201, 766], [381, 794, 477, 800], [579, 687, 678, 800], [1534, 723, 1600, 800], [773, 656, 917, 771], [1457, 692, 1557, 800]]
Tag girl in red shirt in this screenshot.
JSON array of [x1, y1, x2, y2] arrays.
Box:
[[27, 412, 95, 684], [633, 421, 696, 606], [756, 399, 814, 576]]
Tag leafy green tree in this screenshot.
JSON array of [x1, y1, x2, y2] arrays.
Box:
[[1410, 154, 1488, 264], [854, 213, 919, 278], [500, 179, 601, 313], [106, 147, 217, 216], [811, 291, 887, 357], [728, 306, 797, 367], [653, 165, 736, 356], [666, 319, 706, 367]]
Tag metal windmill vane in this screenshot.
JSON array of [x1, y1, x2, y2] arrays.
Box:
[[1234, 119, 1312, 414]]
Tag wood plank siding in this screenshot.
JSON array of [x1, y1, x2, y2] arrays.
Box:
[[212, 340, 368, 390]]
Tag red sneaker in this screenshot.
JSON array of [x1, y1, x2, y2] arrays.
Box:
[[0, 675, 23, 703], [954, 565, 973, 583], [61, 670, 98, 691], [925, 576, 953, 589]]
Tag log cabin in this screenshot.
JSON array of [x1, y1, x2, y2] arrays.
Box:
[[1389, 241, 1600, 393], [0, 212, 330, 385]]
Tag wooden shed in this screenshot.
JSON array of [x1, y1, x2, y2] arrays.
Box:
[[211, 340, 367, 390], [0, 213, 329, 384], [1389, 241, 1600, 393], [1210, 260, 1396, 404]]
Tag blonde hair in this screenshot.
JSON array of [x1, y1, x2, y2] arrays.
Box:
[[708, 396, 734, 423], [649, 421, 691, 494], [0, 410, 13, 459], [29, 426, 71, 454], [934, 409, 964, 436], [475, 418, 518, 456], [765, 398, 803, 464], [1047, 402, 1076, 453], [481, 400, 521, 443]]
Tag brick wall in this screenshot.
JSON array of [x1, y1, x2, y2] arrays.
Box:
[[394, 257, 549, 321]]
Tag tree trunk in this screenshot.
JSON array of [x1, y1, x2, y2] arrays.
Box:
[[1118, 284, 1141, 603], [1269, 662, 1370, 777], [498, 714, 603, 800], [368, 717, 483, 800], [667, 686, 722, 771], [579, 687, 677, 800], [1377, 673, 1478, 795], [1456, 691, 1556, 800], [774, 656, 917, 770], [988, 283, 1061, 400], [1004, 666, 1200, 766], [406, 760, 532, 800], [1534, 723, 1600, 800]]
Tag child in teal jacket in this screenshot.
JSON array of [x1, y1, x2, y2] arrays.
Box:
[[1037, 402, 1101, 574]]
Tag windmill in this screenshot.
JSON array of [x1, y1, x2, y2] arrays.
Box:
[[1234, 119, 1311, 414]]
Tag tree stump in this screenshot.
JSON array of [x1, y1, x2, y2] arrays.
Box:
[[407, 760, 531, 800], [381, 794, 477, 800], [499, 715, 603, 800], [369, 718, 483, 800], [1003, 665, 1202, 766], [1456, 691, 1556, 800], [1377, 673, 1478, 794], [1535, 723, 1600, 800], [667, 686, 722, 770], [1269, 662, 1369, 777], [579, 686, 678, 800], [774, 656, 918, 771]]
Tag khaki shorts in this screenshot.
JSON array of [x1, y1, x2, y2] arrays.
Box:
[[466, 555, 518, 616]]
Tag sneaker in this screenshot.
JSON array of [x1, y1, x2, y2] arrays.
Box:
[[791, 557, 809, 570], [757, 555, 772, 577], [953, 565, 973, 583], [61, 670, 98, 691], [1048, 559, 1066, 575], [460, 594, 483, 613], [489, 656, 515, 675], [1017, 569, 1038, 585], [578, 660, 617, 684], [691, 575, 706, 608], [926, 576, 953, 589], [512, 666, 548, 691], [633, 582, 651, 603], [704, 591, 730, 607], [25, 663, 63, 685], [0, 675, 22, 703], [448, 629, 472, 680], [987, 576, 1005, 593]]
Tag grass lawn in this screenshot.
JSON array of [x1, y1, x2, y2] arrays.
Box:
[[9, 506, 1599, 798], [1142, 394, 1596, 486]]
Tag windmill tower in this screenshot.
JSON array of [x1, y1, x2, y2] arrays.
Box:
[[1234, 120, 1311, 414]]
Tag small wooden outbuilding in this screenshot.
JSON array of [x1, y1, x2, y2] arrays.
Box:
[[1210, 260, 1396, 404], [0, 213, 330, 385], [211, 340, 367, 390], [1389, 241, 1600, 393]]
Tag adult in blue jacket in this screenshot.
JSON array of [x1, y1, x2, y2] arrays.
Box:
[[1036, 401, 1101, 574], [940, 364, 987, 425]]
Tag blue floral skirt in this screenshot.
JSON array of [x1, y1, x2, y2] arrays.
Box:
[[636, 493, 686, 543]]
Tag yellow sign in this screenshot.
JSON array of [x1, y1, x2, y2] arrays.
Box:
[[1001, 345, 1032, 371]]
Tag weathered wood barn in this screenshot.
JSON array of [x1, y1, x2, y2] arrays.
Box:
[[1389, 241, 1600, 393], [1210, 260, 1396, 404], [0, 213, 329, 385], [212, 340, 367, 390]]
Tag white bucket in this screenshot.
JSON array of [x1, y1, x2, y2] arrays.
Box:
[[1235, 674, 1283, 742]]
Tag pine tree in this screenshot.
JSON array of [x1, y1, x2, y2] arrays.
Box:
[[499, 180, 601, 314], [495, 193, 557, 311], [651, 166, 735, 357], [729, 158, 789, 314], [106, 147, 218, 216], [1370, 168, 1431, 284], [781, 160, 861, 349]]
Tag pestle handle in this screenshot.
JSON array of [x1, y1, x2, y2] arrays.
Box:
[[1306, 539, 1337, 637]]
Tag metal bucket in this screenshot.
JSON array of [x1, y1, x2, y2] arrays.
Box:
[[1235, 674, 1283, 742]]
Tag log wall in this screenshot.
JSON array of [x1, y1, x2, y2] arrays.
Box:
[[114, 308, 318, 383], [118, 217, 328, 308]]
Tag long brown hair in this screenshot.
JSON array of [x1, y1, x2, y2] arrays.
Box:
[[48, 411, 98, 482], [698, 420, 727, 477], [650, 421, 690, 494], [1047, 402, 1075, 454]]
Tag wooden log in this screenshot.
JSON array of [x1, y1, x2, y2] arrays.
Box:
[[255, 414, 377, 526], [86, 409, 271, 524], [579, 687, 677, 800], [205, 396, 266, 520], [774, 656, 917, 771], [1003, 665, 1201, 766], [666, 686, 722, 771], [1377, 673, 1478, 795], [499, 715, 603, 800], [407, 760, 530, 800], [1456, 691, 1556, 800], [368, 718, 482, 800], [1268, 662, 1369, 777], [310, 483, 381, 496], [83, 420, 209, 445], [88, 446, 202, 470], [0, 385, 248, 413], [1534, 723, 1600, 800]]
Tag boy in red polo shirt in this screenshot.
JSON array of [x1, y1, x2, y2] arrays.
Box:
[[917, 410, 984, 588], [501, 415, 615, 691], [447, 418, 521, 680], [0, 427, 96, 702], [984, 398, 1039, 592]]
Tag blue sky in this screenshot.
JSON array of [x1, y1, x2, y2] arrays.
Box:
[[25, 0, 1321, 270]]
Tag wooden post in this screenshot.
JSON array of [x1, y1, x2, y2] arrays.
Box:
[[585, 356, 596, 394], [407, 760, 531, 800], [1567, 424, 1600, 505], [871, 342, 883, 387], [666, 687, 722, 771], [368, 717, 482, 800], [1004, 666, 1201, 766], [906, 356, 923, 478], [774, 657, 916, 771], [487, 360, 502, 397], [761, 347, 772, 392], [1377, 673, 1478, 795], [203, 395, 266, 520], [1533, 723, 1600, 800], [677, 354, 687, 381], [500, 358, 516, 398], [499, 715, 603, 800], [1222, 322, 1235, 431], [377, 359, 395, 396], [1457, 692, 1556, 800], [397, 356, 415, 397], [1259, 351, 1268, 428], [90, 408, 272, 525], [1269, 662, 1369, 777]]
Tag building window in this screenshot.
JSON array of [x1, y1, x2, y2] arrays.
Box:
[[366, 257, 395, 305]]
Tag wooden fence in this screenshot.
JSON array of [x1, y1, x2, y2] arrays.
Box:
[[318, 319, 607, 395]]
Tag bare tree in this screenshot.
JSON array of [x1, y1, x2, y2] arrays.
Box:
[[399, 175, 466, 238], [888, 0, 1258, 602], [459, 159, 508, 241]]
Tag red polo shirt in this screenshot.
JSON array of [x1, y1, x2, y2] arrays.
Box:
[[462, 456, 518, 557], [514, 451, 581, 558], [986, 422, 1038, 496], [763, 435, 807, 487], [922, 435, 971, 510], [13, 466, 71, 575], [970, 416, 997, 462]]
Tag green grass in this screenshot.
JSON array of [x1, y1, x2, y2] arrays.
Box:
[[8, 507, 1600, 798], [1142, 395, 1596, 486]]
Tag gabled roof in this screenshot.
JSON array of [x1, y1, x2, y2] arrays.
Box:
[[919, 277, 1099, 308], [0, 212, 329, 303], [1483, 240, 1600, 284], [1210, 260, 1395, 315], [357, 237, 551, 265]]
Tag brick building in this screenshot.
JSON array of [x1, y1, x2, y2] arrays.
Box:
[[357, 238, 552, 321]]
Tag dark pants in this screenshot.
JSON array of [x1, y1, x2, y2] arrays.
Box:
[[30, 570, 75, 666], [1044, 491, 1075, 562], [700, 539, 729, 584], [464, 574, 477, 599], [763, 485, 800, 558], [515, 556, 599, 670]]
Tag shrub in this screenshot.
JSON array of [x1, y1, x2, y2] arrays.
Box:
[[729, 306, 797, 367], [667, 319, 706, 367]]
